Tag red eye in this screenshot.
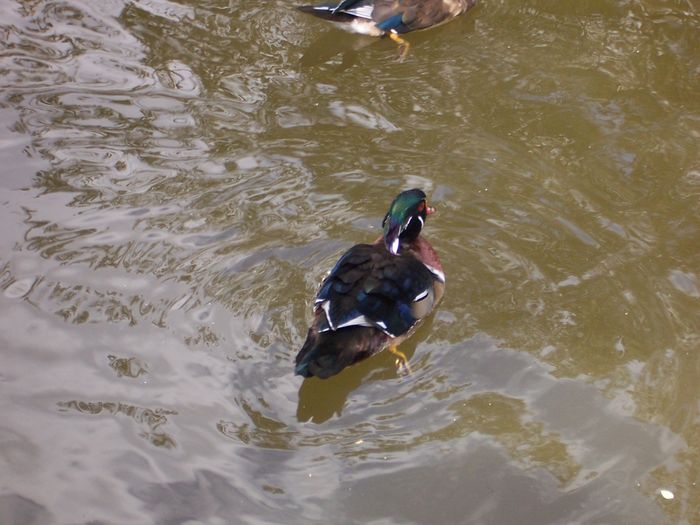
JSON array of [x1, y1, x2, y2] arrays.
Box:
[[418, 202, 425, 212]]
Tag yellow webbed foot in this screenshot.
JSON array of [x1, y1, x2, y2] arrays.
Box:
[[388, 345, 412, 376], [389, 31, 410, 62]]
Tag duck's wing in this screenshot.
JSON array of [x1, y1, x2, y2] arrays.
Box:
[[314, 243, 439, 337], [299, 0, 475, 33], [297, 0, 374, 22], [372, 0, 475, 33]]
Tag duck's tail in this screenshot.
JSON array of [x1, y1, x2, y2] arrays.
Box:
[[297, 5, 356, 23], [295, 326, 385, 379]]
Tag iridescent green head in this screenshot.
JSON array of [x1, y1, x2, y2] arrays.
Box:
[[382, 189, 433, 255]]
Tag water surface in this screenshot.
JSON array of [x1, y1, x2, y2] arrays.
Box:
[[1, 0, 699, 523]]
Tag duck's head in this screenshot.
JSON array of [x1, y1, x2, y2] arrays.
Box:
[[382, 188, 434, 255]]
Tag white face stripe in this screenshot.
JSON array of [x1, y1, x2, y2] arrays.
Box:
[[390, 237, 400, 255], [401, 214, 424, 235]]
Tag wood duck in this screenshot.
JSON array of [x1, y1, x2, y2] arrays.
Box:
[[295, 189, 445, 379], [297, 0, 477, 60]]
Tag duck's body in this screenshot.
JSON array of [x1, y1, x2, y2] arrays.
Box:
[[295, 189, 445, 379], [297, 0, 476, 58]]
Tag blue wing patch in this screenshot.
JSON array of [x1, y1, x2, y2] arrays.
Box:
[[376, 13, 404, 31]]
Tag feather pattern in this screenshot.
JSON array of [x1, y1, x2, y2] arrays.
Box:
[[298, 0, 476, 35], [295, 189, 445, 379], [315, 243, 438, 337]]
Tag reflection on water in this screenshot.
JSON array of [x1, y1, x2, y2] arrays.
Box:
[[59, 400, 177, 448], [1, 0, 699, 523], [108, 354, 149, 378]]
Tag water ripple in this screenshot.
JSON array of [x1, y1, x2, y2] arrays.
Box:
[[1, 0, 699, 523]]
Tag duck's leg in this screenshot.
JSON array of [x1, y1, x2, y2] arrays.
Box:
[[388, 345, 412, 375], [388, 31, 410, 62]]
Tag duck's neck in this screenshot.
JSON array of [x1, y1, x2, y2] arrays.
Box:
[[399, 216, 423, 245], [408, 237, 444, 278]]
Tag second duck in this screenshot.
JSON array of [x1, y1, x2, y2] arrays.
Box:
[[297, 0, 477, 60]]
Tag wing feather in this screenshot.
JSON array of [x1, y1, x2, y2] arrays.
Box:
[[314, 243, 437, 337]]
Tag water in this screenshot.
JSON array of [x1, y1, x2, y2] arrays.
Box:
[[1, 0, 699, 523]]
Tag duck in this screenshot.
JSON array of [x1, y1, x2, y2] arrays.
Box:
[[297, 0, 477, 60], [295, 189, 445, 379]]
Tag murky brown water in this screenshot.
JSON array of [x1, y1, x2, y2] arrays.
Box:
[[1, 0, 699, 523]]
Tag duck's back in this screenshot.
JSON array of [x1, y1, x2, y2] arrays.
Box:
[[298, 0, 476, 34], [295, 242, 443, 378], [371, 0, 476, 33]]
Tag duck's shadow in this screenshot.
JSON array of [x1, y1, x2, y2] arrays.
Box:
[[296, 348, 413, 423], [300, 29, 376, 69], [295, 316, 435, 424]]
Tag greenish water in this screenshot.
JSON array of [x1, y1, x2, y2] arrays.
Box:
[[1, 0, 699, 523]]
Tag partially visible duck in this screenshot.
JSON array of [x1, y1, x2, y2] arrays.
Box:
[[297, 0, 477, 60], [295, 189, 445, 379]]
